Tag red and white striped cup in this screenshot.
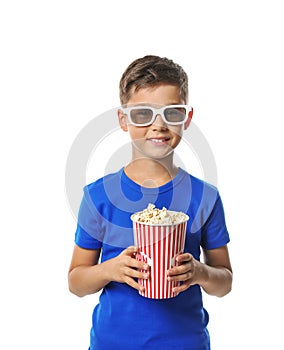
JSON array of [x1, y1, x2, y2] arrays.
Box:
[[131, 213, 189, 299]]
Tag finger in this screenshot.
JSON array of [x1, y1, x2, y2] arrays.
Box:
[[124, 267, 149, 280], [124, 276, 145, 292], [168, 271, 192, 282], [123, 255, 149, 271], [123, 246, 138, 256], [167, 262, 192, 276], [176, 253, 193, 263], [173, 280, 192, 294]]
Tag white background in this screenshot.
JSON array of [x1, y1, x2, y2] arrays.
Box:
[[1, 0, 283, 348]]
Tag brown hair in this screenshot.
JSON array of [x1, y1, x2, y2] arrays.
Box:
[[119, 55, 188, 105]]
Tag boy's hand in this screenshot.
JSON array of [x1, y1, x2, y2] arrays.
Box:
[[108, 246, 149, 292], [167, 253, 200, 294]]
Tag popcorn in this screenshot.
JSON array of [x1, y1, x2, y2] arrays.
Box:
[[131, 203, 188, 225]]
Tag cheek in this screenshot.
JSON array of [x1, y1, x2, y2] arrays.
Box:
[[169, 125, 184, 139], [128, 126, 146, 140]]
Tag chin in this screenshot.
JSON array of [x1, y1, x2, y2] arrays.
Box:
[[134, 143, 174, 160]]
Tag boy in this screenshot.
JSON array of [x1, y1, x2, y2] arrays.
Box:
[[68, 55, 232, 349]]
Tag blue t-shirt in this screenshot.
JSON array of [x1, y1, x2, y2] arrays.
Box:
[[75, 168, 230, 350]]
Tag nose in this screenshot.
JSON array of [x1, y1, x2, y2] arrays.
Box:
[[151, 114, 168, 129]]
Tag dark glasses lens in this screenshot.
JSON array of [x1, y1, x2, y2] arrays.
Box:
[[164, 107, 187, 123], [130, 108, 153, 125]]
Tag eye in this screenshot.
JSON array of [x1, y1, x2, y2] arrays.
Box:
[[164, 107, 186, 122], [130, 109, 153, 124]]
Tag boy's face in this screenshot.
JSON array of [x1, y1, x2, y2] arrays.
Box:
[[118, 84, 192, 160]]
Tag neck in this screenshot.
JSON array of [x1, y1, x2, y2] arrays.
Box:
[[124, 155, 178, 188]]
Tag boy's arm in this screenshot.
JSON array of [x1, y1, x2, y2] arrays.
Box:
[[200, 245, 232, 296], [68, 245, 149, 297], [167, 245, 232, 297]]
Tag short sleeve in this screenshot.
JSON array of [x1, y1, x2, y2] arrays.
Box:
[[201, 193, 230, 250], [74, 187, 103, 249]]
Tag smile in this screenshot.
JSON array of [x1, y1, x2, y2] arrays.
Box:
[[147, 137, 170, 145]]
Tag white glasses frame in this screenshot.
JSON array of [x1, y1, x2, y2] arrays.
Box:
[[122, 105, 192, 126]]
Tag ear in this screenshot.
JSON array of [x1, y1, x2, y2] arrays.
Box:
[[184, 107, 193, 130], [118, 109, 128, 132]]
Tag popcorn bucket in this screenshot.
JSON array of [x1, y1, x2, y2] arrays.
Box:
[[131, 213, 189, 299]]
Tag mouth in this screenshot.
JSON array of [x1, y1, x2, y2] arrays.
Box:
[[147, 137, 170, 145]]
